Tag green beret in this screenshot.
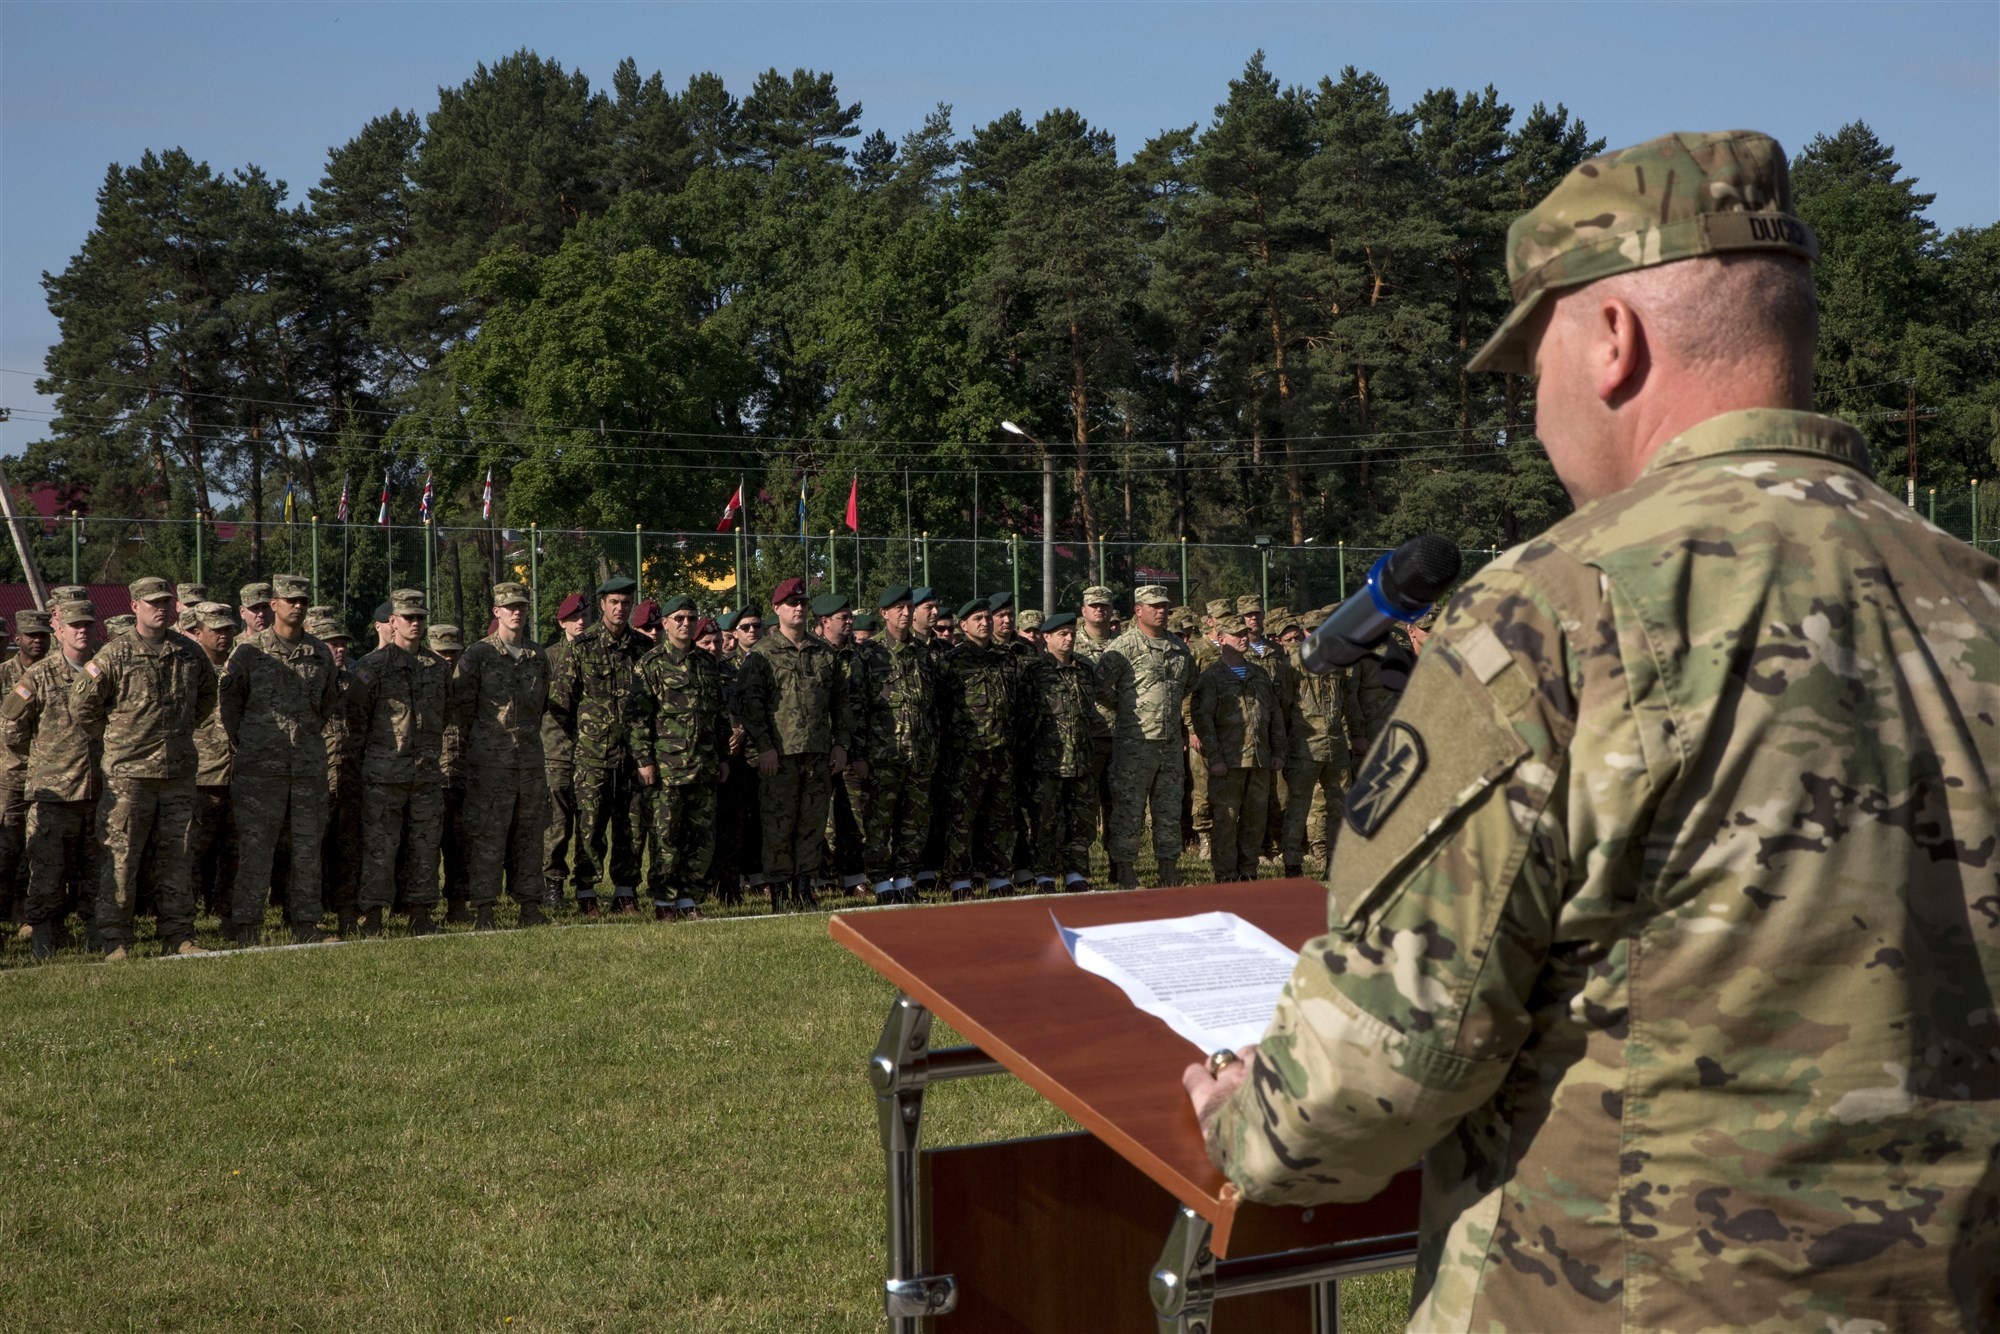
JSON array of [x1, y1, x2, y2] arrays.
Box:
[[910, 586, 938, 607], [810, 593, 851, 618], [716, 610, 742, 632], [851, 611, 880, 632], [878, 584, 912, 609], [987, 590, 1014, 611], [956, 598, 990, 622], [596, 575, 637, 597], [659, 594, 696, 617], [1040, 612, 1078, 632]]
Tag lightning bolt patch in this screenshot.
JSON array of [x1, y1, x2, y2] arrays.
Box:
[[1345, 721, 1426, 838]]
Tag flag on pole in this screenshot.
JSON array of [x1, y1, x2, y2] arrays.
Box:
[[798, 476, 808, 538], [377, 470, 391, 526], [337, 473, 350, 523], [715, 479, 744, 533], [844, 475, 859, 533], [419, 472, 434, 524], [481, 467, 493, 520], [282, 480, 298, 525]]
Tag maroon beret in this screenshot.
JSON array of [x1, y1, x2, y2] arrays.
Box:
[[771, 577, 807, 607], [693, 617, 719, 640], [555, 592, 587, 621], [632, 598, 662, 629]]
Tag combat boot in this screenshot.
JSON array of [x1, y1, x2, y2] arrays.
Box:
[[797, 875, 820, 910], [1283, 862, 1303, 879], [542, 880, 564, 913], [1113, 861, 1138, 891], [29, 923, 56, 961], [173, 939, 210, 957], [578, 896, 602, 919], [474, 906, 497, 931], [291, 924, 340, 945], [444, 900, 473, 924], [1156, 861, 1181, 888], [232, 923, 259, 949], [338, 910, 361, 937], [355, 909, 385, 938], [407, 906, 438, 937], [518, 902, 549, 928], [103, 944, 130, 963]]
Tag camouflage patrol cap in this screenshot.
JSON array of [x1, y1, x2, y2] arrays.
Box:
[[1470, 129, 1819, 375], [1133, 585, 1171, 607], [49, 584, 87, 603], [1204, 598, 1231, 620], [13, 610, 50, 636], [240, 582, 273, 608], [106, 613, 137, 634], [54, 599, 96, 625], [307, 604, 337, 621], [308, 613, 350, 642], [1167, 607, 1196, 635], [1019, 609, 1043, 632], [128, 576, 174, 604], [175, 582, 208, 604], [390, 588, 428, 618], [272, 574, 312, 602], [1081, 585, 1115, 607], [194, 601, 237, 631], [1236, 594, 1263, 615], [1214, 613, 1249, 637], [1268, 612, 1297, 636], [427, 623, 464, 653], [492, 581, 531, 608]]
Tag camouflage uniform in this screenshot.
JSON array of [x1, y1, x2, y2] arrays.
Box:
[[431, 625, 471, 916], [851, 625, 939, 895], [0, 620, 45, 923], [628, 636, 726, 912], [548, 619, 649, 904], [313, 620, 364, 927], [737, 628, 851, 892], [1212, 133, 2000, 1331], [1278, 642, 1361, 875], [2, 640, 101, 937], [218, 607, 339, 933], [1188, 638, 1284, 882], [1099, 603, 1195, 879], [932, 634, 1018, 886], [187, 614, 236, 919], [1070, 599, 1120, 842], [1028, 648, 1098, 884], [72, 590, 217, 950], [453, 611, 550, 912], [541, 632, 580, 904], [1185, 601, 1226, 853], [712, 646, 762, 900], [347, 634, 450, 916]]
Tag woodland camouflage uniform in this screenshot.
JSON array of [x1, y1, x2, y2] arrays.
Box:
[[1209, 130, 2000, 1332], [737, 622, 851, 896], [547, 613, 649, 905], [540, 629, 580, 905], [935, 631, 1017, 885], [1027, 640, 1097, 884], [851, 613, 938, 897], [628, 630, 726, 914]]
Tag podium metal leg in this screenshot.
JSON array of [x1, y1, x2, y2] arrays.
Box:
[[870, 992, 958, 1329], [1150, 1205, 1218, 1334], [1311, 1279, 1340, 1333]]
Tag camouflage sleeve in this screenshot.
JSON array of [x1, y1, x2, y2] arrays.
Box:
[[314, 643, 338, 723], [193, 647, 218, 732], [0, 669, 38, 724], [217, 644, 249, 742], [1264, 675, 1286, 764], [1209, 566, 1589, 1205], [449, 647, 480, 740], [849, 648, 876, 758], [547, 643, 580, 729], [831, 650, 854, 754], [69, 647, 115, 730], [1340, 665, 1365, 753], [1096, 644, 1129, 713], [1190, 670, 1220, 758], [739, 653, 778, 755], [626, 659, 657, 768]]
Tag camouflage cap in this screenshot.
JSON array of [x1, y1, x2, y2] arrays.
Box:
[[239, 582, 274, 608], [427, 623, 464, 653], [390, 588, 428, 618], [1204, 597, 1231, 620], [48, 584, 87, 603], [492, 581, 531, 608], [1470, 129, 1818, 375], [175, 582, 208, 604], [128, 576, 174, 604], [1167, 607, 1196, 635], [307, 604, 337, 620], [1018, 608, 1043, 632], [194, 601, 237, 631], [13, 609, 50, 636], [1268, 612, 1297, 636], [54, 599, 96, 625], [1236, 594, 1263, 615], [1215, 612, 1249, 636], [1081, 585, 1115, 607], [272, 574, 312, 602], [106, 613, 137, 634], [1133, 585, 1171, 607], [308, 614, 350, 642]]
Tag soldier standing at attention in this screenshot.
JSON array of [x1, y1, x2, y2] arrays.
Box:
[[1238, 594, 1288, 860], [936, 598, 1016, 898], [739, 577, 851, 911], [73, 576, 217, 959], [172, 582, 208, 631], [309, 610, 364, 935], [812, 592, 866, 896], [453, 582, 550, 929], [9, 599, 104, 959], [347, 590, 449, 935], [186, 603, 237, 920], [1188, 613, 1284, 883], [1100, 586, 1194, 890], [905, 587, 947, 894], [549, 576, 649, 916], [238, 582, 273, 636], [540, 591, 588, 912], [1189, 131, 2000, 1331], [1027, 612, 1096, 892], [851, 586, 937, 905], [988, 592, 1039, 891], [711, 607, 762, 906], [218, 574, 339, 946], [1071, 587, 1119, 845], [1184, 597, 1229, 862], [1277, 607, 1360, 879], [426, 623, 472, 921], [0, 610, 49, 932], [629, 595, 727, 921]]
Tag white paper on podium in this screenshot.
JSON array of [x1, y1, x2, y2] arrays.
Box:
[[1053, 910, 1297, 1054]]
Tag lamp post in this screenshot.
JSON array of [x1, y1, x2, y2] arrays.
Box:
[[1000, 420, 1055, 616]]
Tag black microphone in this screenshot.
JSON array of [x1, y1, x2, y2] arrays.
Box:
[[1300, 533, 1462, 675]]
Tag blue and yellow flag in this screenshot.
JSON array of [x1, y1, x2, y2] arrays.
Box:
[[282, 480, 298, 525]]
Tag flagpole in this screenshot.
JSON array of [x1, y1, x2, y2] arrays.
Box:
[[735, 475, 745, 611], [310, 516, 319, 598]]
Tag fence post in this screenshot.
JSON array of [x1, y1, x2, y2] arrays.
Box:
[[311, 516, 320, 598], [1179, 535, 1188, 604], [423, 519, 433, 609], [1259, 544, 1270, 611], [635, 523, 644, 598], [1928, 487, 1935, 526], [194, 511, 204, 585], [1973, 480, 1982, 549], [1010, 533, 1019, 609], [922, 531, 930, 588], [69, 511, 79, 583], [830, 530, 838, 593], [528, 522, 539, 640], [1337, 539, 1346, 598]]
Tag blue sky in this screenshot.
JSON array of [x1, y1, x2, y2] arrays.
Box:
[[3, 1, 1995, 450]]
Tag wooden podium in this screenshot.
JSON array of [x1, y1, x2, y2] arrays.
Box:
[[831, 881, 1421, 1332]]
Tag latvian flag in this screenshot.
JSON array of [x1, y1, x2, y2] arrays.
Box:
[[715, 478, 745, 533], [419, 472, 434, 524]]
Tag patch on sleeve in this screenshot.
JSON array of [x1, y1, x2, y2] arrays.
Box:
[[1345, 721, 1426, 838], [13, 683, 31, 700], [1457, 623, 1511, 686], [84, 661, 102, 679]]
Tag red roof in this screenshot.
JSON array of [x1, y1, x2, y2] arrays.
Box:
[[0, 583, 134, 631]]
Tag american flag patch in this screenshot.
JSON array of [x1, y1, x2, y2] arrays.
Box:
[[12, 683, 30, 700], [85, 661, 101, 678]]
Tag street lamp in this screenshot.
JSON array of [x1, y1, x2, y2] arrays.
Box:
[[1000, 420, 1055, 616]]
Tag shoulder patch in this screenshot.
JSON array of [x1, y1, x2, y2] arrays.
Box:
[[84, 661, 102, 679], [1345, 720, 1426, 838], [354, 667, 372, 684], [13, 683, 31, 700]]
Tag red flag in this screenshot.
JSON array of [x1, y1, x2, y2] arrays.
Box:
[[844, 474, 859, 533], [376, 470, 390, 526], [481, 467, 493, 520], [715, 479, 744, 533]]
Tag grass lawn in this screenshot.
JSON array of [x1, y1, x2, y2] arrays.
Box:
[[0, 904, 1413, 1332]]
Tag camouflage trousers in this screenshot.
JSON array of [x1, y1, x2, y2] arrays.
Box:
[[1280, 755, 1346, 873], [1106, 738, 1186, 864], [829, 773, 865, 881], [323, 766, 364, 918], [1189, 747, 1212, 843], [1011, 741, 1038, 877], [644, 778, 717, 903], [22, 798, 99, 928], [358, 781, 444, 912], [233, 772, 330, 928], [465, 765, 547, 908], [758, 752, 831, 882], [1089, 736, 1113, 844], [941, 745, 1013, 878], [1034, 772, 1096, 877], [713, 759, 762, 887], [574, 762, 644, 898], [440, 779, 468, 907], [0, 779, 24, 921], [188, 785, 236, 917], [543, 763, 577, 898], [1206, 766, 1273, 882], [856, 754, 934, 883], [96, 774, 198, 948]]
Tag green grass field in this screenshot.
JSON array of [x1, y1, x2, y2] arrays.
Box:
[[0, 904, 1412, 1332]]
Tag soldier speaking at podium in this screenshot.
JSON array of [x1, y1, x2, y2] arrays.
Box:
[[1184, 130, 2000, 1331]]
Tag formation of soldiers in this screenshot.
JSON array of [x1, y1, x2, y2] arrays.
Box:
[[0, 568, 1420, 961]]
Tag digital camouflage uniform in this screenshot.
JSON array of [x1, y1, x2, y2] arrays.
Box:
[[218, 619, 339, 932], [1185, 602, 1225, 852], [453, 622, 550, 911], [1213, 132, 2000, 1332], [1099, 612, 1195, 877], [347, 637, 450, 915], [540, 632, 580, 904], [3, 648, 101, 936], [548, 620, 649, 903], [431, 626, 470, 915], [1028, 649, 1097, 883], [851, 628, 939, 894], [628, 638, 726, 912], [1279, 643, 1361, 875], [935, 638, 1017, 884], [314, 624, 364, 926], [188, 627, 236, 918], [0, 632, 42, 923], [1188, 645, 1285, 882], [72, 605, 217, 950], [737, 629, 851, 890], [1070, 610, 1119, 840]]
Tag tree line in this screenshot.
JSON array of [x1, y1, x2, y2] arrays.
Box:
[[23, 49, 2000, 625]]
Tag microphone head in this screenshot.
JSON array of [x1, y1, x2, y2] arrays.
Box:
[[1385, 533, 1462, 608]]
